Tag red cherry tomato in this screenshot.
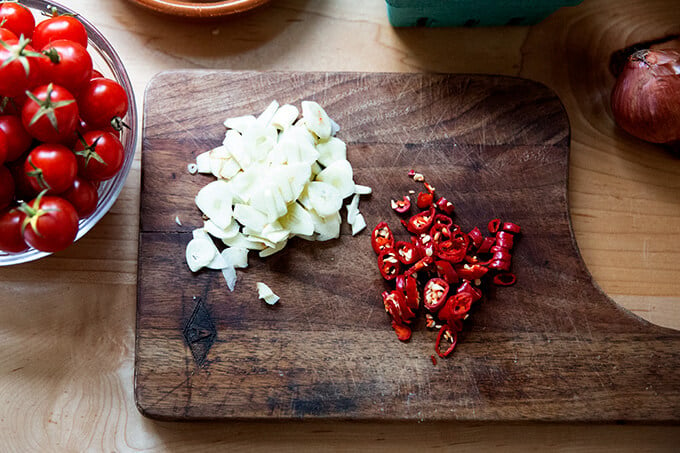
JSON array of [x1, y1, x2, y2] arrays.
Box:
[[74, 131, 124, 181], [24, 144, 78, 195], [22, 83, 79, 143], [31, 14, 88, 50], [0, 164, 14, 209], [0, 37, 45, 97], [41, 39, 93, 95], [20, 194, 79, 253], [0, 208, 28, 253], [77, 116, 121, 138], [0, 128, 7, 164], [0, 27, 18, 41], [0, 115, 33, 162], [7, 156, 37, 202], [0, 2, 35, 38], [77, 78, 128, 129], [62, 176, 98, 218]]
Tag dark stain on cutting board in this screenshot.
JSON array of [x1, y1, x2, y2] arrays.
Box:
[[135, 71, 680, 422]]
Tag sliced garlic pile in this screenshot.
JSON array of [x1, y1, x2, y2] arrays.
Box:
[[185, 100, 371, 302]]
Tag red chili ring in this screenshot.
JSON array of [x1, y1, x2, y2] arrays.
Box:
[[488, 218, 501, 234], [493, 272, 517, 286]]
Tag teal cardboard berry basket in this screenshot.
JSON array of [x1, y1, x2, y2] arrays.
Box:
[[385, 0, 583, 27]]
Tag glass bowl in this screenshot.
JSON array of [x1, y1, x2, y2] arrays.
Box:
[[0, 0, 137, 266]]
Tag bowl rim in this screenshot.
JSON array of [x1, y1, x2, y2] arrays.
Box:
[[127, 0, 270, 18]]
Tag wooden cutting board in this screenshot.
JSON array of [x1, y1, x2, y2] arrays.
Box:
[[136, 70, 680, 422]]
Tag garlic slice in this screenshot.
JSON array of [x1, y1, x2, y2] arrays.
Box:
[[186, 235, 217, 272], [271, 104, 299, 130], [221, 264, 238, 291], [204, 219, 240, 240], [259, 239, 288, 258], [224, 114, 256, 133], [316, 159, 355, 199], [256, 100, 280, 128], [354, 184, 372, 195], [195, 151, 211, 173], [233, 203, 268, 232], [221, 247, 249, 269], [316, 137, 347, 167], [301, 100, 332, 140], [206, 250, 228, 270], [222, 232, 267, 251], [256, 282, 280, 305], [346, 193, 360, 225], [309, 210, 341, 241], [306, 181, 343, 218], [195, 180, 233, 230], [351, 212, 367, 236], [279, 202, 314, 236]]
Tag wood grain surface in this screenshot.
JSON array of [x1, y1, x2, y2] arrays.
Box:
[[1, 0, 679, 450], [136, 70, 680, 422]]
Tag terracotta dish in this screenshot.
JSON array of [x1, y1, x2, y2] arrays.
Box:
[[128, 0, 270, 18]]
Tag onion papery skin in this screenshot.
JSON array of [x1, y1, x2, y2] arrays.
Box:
[[611, 49, 680, 146]]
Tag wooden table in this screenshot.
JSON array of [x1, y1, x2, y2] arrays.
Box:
[[1, 0, 678, 450]]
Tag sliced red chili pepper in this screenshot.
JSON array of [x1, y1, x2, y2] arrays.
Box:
[[425, 313, 437, 329], [434, 259, 458, 284], [465, 254, 482, 264], [439, 292, 474, 324], [488, 259, 511, 271], [423, 277, 449, 312], [490, 245, 508, 254], [452, 293, 473, 318], [430, 221, 452, 244], [382, 290, 415, 324], [391, 195, 411, 214], [493, 272, 517, 286], [414, 233, 434, 258], [502, 222, 521, 234], [394, 240, 419, 265], [383, 282, 418, 314], [435, 231, 469, 263], [416, 191, 434, 209], [436, 197, 454, 215], [495, 230, 514, 249], [457, 280, 483, 302], [477, 236, 496, 254], [433, 213, 453, 229], [468, 226, 483, 249], [405, 207, 435, 234], [455, 263, 488, 281], [392, 322, 412, 341], [395, 274, 406, 291], [488, 218, 501, 234], [492, 248, 512, 262], [378, 249, 401, 280], [435, 324, 458, 358], [371, 221, 394, 254], [394, 275, 420, 311], [423, 182, 436, 194], [404, 255, 434, 277], [402, 274, 420, 310]]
